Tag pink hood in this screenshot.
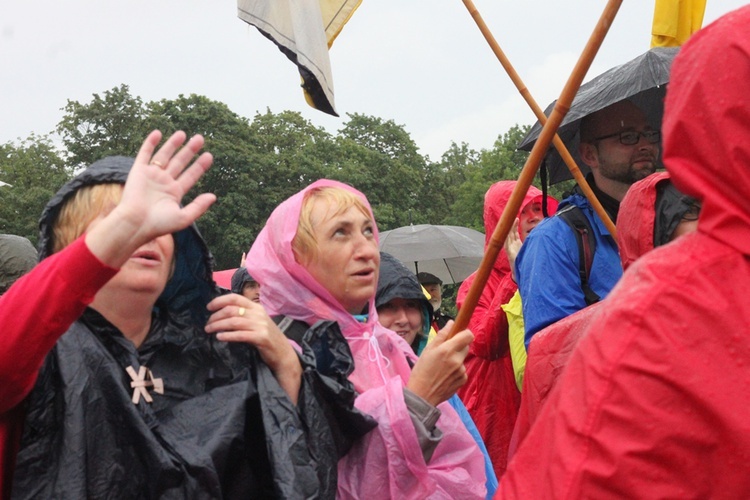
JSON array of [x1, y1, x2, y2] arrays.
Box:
[[246, 179, 416, 388]]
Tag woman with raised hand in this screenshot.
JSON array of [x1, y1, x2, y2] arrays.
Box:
[[247, 179, 487, 499], [6, 132, 369, 499]]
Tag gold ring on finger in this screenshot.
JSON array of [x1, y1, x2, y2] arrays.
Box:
[[238, 307, 246, 317], [151, 160, 165, 168]]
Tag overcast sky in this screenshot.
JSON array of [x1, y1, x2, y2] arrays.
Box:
[[1, 1, 745, 160]]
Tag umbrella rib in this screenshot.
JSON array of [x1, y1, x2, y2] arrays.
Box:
[[445, 258, 455, 284]]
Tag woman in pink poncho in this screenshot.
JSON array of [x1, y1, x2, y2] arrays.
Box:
[[247, 179, 486, 498]]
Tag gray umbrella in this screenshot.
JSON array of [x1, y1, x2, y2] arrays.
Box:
[[518, 47, 679, 184], [378, 224, 485, 284]]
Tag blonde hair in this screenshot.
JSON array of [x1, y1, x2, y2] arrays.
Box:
[[293, 186, 372, 264], [52, 183, 123, 253]]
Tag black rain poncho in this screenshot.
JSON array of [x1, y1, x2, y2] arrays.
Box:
[[12, 157, 375, 499]]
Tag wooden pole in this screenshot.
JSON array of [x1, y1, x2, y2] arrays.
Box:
[[451, 0, 623, 336], [461, 0, 618, 240]]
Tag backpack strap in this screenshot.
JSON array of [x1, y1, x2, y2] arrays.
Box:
[[272, 315, 310, 344], [556, 205, 600, 305]]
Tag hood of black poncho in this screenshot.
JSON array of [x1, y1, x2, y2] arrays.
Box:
[[376, 252, 433, 336], [37, 155, 218, 324]]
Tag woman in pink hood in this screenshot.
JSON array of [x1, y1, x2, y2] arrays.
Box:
[[246, 180, 487, 498]]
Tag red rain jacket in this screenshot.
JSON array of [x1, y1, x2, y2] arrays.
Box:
[[456, 181, 557, 479], [509, 172, 670, 457], [500, 7, 750, 498]]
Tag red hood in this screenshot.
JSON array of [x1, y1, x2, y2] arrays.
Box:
[[483, 181, 558, 272], [616, 172, 671, 271], [662, 6, 750, 256]]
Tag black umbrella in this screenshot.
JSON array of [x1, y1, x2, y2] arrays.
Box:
[[518, 47, 679, 184]]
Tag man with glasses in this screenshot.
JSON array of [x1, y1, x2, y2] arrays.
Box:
[[515, 99, 658, 347]]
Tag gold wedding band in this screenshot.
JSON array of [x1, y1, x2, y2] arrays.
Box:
[[151, 160, 164, 168], [238, 307, 246, 317]]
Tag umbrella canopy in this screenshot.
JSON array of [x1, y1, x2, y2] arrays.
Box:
[[378, 224, 485, 284], [518, 47, 679, 184]]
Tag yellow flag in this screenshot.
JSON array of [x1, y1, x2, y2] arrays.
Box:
[[238, 0, 362, 116], [651, 0, 707, 47], [320, 0, 361, 48]]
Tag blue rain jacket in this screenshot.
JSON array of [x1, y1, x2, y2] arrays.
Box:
[[516, 192, 621, 347]]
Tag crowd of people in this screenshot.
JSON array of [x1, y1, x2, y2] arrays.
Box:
[[1, 5, 749, 498]]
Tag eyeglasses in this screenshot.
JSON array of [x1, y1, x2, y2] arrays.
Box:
[[592, 130, 661, 145]]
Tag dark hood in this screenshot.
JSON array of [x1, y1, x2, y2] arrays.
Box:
[[376, 252, 433, 329], [662, 6, 750, 256], [0, 234, 37, 294], [231, 267, 256, 294], [37, 156, 218, 324]]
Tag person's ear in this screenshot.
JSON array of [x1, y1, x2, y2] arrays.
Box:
[[579, 142, 599, 168]]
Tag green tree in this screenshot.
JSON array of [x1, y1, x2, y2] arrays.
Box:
[[246, 109, 333, 200], [546, 177, 576, 203], [224, 109, 337, 268], [50, 85, 518, 270], [56, 84, 152, 169], [0, 135, 72, 245], [447, 125, 531, 230], [426, 142, 478, 225], [333, 114, 428, 230]]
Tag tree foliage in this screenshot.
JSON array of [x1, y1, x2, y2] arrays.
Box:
[[4, 85, 572, 277], [56, 84, 152, 169], [446, 125, 532, 230], [0, 135, 72, 246]]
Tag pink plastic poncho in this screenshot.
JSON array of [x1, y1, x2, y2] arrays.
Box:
[[247, 179, 486, 499]]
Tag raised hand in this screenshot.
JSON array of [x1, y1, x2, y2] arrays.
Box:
[[85, 130, 215, 268], [116, 130, 215, 243], [205, 293, 302, 404], [505, 217, 522, 282], [406, 321, 473, 407]]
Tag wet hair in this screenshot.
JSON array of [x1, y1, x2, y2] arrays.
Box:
[[52, 184, 122, 253], [579, 114, 598, 144], [293, 186, 372, 264]]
